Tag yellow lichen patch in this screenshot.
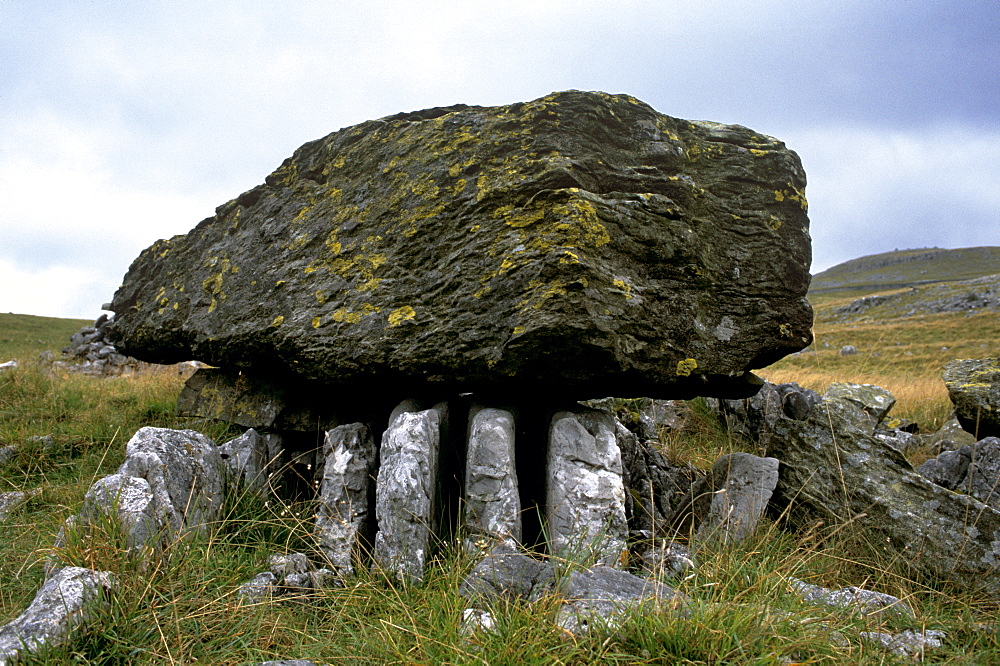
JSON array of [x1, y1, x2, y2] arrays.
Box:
[[749, 149, 770, 157], [774, 184, 808, 211], [271, 315, 285, 327], [333, 155, 346, 168], [202, 274, 223, 296], [315, 290, 328, 304], [613, 278, 634, 300], [388, 305, 416, 327], [357, 278, 382, 292], [207, 298, 217, 314], [275, 280, 286, 287], [676, 358, 698, 376], [779, 323, 792, 337], [328, 188, 343, 203], [766, 217, 783, 231], [312, 316, 322, 329], [512, 325, 526, 336], [450, 178, 467, 196], [283, 233, 312, 252]]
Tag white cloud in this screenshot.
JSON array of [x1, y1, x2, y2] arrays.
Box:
[[787, 124, 1000, 272], [0, 259, 104, 320]]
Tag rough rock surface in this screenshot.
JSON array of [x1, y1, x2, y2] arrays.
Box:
[[0, 567, 115, 663], [547, 409, 627, 565], [458, 541, 555, 602], [944, 357, 1000, 438], [315, 423, 377, 574], [917, 437, 1000, 510], [554, 565, 687, 635], [374, 404, 443, 581], [109, 90, 812, 400], [707, 381, 820, 445], [218, 428, 280, 494], [788, 578, 912, 619], [768, 397, 1000, 594], [671, 452, 778, 544], [463, 406, 520, 549], [74, 428, 224, 552]]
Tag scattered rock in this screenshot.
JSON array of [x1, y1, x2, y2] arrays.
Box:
[[0, 359, 18, 371], [788, 578, 913, 619], [943, 357, 1000, 438], [637, 540, 695, 580], [109, 91, 812, 402], [237, 571, 278, 604], [315, 423, 377, 575], [238, 553, 338, 604], [554, 565, 687, 635], [59, 315, 144, 376], [459, 608, 496, 635], [463, 406, 521, 550], [918, 437, 1000, 510], [670, 452, 779, 544], [768, 396, 1000, 595], [919, 414, 979, 453], [0, 445, 16, 465], [635, 399, 690, 442], [858, 629, 946, 658], [0, 567, 115, 663], [458, 541, 555, 603], [374, 403, 444, 582], [547, 409, 627, 566], [0, 490, 35, 522], [824, 382, 896, 427], [839, 345, 857, 356]]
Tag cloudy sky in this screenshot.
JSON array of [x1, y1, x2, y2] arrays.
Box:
[[2, 1, 998, 319]]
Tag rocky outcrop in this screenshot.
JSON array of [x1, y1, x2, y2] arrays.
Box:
[[59, 314, 143, 376], [944, 357, 1000, 438], [768, 396, 1000, 594], [109, 90, 812, 402], [707, 381, 820, 445], [0, 567, 115, 663]]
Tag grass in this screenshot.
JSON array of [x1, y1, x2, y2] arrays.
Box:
[[2, 301, 1000, 663]]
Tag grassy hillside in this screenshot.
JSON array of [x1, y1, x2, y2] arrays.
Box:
[[810, 246, 1000, 303], [2, 308, 1000, 662], [0, 312, 92, 361]]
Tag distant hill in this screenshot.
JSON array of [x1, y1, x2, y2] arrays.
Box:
[[0, 312, 91, 360], [810, 247, 1000, 298]]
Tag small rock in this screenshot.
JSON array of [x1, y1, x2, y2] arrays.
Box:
[[237, 571, 278, 604], [824, 382, 896, 427], [858, 629, 946, 658], [944, 357, 1000, 438], [460, 608, 496, 635], [0, 359, 18, 371], [0, 490, 35, 522], [788, 578, 913, 619], [839, 345, 857, 356], [458, 541, 555, 603], [639, 541, 695, 580], [0, 567, 116, 663], [0, 445, 16, 465]]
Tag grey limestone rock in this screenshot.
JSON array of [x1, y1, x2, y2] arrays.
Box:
[[374, 403, 443, 582], [463, 406, 520, 550], [555, 565, 687, 635], [707, 381, 820, 445], [944, 357, 1000, 438], [0, 446, 16, 465], [768, 396, 1000, 595], [315, 423, 377, 575], [458, 541, 555, 603], [79, 473, 166, 550], [788, 578, 912, 619], [638, 541, 695, 580], [859, 629, 946, 658], [824, 382, 896, 429], [109, 91, 812, 402], [218, 428, 279, 494], [0, 491, 34, 523], [547, 409, 627, 566], [116, 427, 224, 536], [671, 452, 778, 544], [918, 437, 1000, 510], [923, 414, 979, 453], [237, 571, 278, 604], [0, 567, 115, 663]]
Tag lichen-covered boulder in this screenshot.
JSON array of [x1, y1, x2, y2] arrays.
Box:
[[943, 357, 1000, 438], [109, 90, 811, 401]]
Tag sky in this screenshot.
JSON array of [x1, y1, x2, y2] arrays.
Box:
[[1, 1, 998, 320]]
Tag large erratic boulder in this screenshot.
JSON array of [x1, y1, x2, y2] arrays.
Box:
[[109, 90, 812, 401]]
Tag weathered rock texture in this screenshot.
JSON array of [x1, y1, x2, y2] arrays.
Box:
[[463, 406, 520, 549], [109, 90, 812, 400], [547, 409, 627, 565], [374, 404, 443, 581], [768, 397, 1000, 594], [74, 427, 224, 551], [671, 452, 778, 544], [0, 567, 115, 664], [944, 357, 1000, 438], [918, 437, 1000, 510], [315, 423, 377, 574]]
